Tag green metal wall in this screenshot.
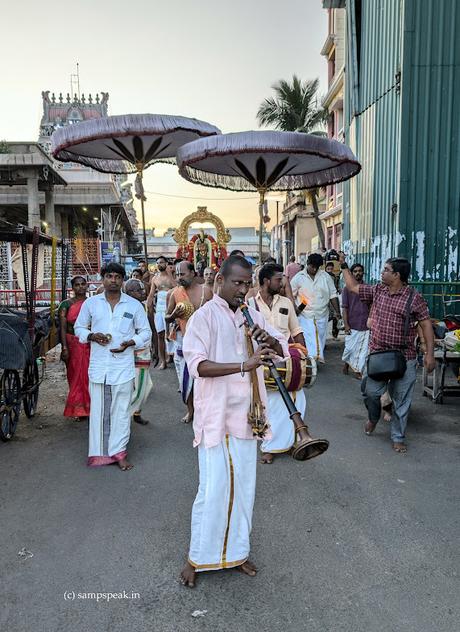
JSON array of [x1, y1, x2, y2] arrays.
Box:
[[343, 0, 460, 312], [343, 0, 402, 278], [399, 0, 460, 284]]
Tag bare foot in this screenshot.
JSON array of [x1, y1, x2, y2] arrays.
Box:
[[133, 414, 149, 425], [237, 559, 257, 576], [392, 442, 407, 453], [117, 458, 133, 471], [261, 452, 274, 464], [158, 361, 167, 370], [180, 561, 196, 588], [364, 420, 377, 435], [182, 412, 193, 424], [383, 411, 392, 422]]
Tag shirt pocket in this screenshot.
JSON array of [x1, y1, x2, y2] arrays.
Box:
[[276, 311, 290, 333], [119, 314, 133, 335]]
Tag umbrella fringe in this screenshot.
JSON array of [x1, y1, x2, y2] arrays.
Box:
[[53, 151, 175, 174], [180, 163, 361, 193]]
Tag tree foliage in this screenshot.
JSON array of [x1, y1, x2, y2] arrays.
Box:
[[257, 76, 327, 134], [256, 76, 328, 249]]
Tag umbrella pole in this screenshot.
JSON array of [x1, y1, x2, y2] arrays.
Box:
[[137, 168, 149, 264], [258, 189, 265, 264]]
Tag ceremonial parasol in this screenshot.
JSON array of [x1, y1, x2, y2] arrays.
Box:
[[177, 130, 361, 262], [51, 113, 221, 262]]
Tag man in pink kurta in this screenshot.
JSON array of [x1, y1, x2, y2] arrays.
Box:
[[179, 255, 288, 588]]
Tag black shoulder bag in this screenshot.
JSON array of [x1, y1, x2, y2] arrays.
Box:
[[366, 288, 414, 381]]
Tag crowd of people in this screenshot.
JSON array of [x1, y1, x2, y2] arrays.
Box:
[[57, 249, 435, 586]]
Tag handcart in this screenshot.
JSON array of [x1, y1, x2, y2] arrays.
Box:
[[0, 225, 69, 440]]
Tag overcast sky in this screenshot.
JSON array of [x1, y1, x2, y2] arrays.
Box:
[[2, 0, 327, 233]]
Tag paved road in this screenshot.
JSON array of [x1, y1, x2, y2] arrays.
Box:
[[1, 341, 459, 632]]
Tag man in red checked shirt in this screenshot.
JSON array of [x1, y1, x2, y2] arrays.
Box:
[[339, 253, 435, 454]]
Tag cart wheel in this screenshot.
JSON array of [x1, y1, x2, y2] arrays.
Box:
[[0, 370, 21, 441], [23, 360, 39, 418]]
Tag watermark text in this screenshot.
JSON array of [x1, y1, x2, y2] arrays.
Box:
[[63, 591, 140, 603]]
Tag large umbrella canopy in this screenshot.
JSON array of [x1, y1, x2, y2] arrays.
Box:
[[51, 113, 221, 263], [176, 130, 361, 262], [176, 130, 360, 192], [51, 113, 221, 173]]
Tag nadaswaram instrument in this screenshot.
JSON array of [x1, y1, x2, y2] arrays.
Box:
[[240, 303, 328, 462], [263, 344, 317, 392]]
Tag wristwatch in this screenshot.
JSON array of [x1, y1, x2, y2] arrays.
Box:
[[88, 333, 94, 342]]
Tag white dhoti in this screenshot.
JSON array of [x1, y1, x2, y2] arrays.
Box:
[[154, 290, 168, 333], [88, 379, 134, 466], [175, 332, 193, 403], [342, 329, 370, 374], [261, 388, 307, 454], [299, 315, 328, 360], [166, 338, 175, 356], [189, 435, 257, 572], [130, 348, 153, 415], [154, 311, 166, 333]]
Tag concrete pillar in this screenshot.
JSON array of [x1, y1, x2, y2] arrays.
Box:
[[60, 213, 69, 238], [54, 210, 62, 238], [27, 174, 41, 229], [44, 188, 56, 235]]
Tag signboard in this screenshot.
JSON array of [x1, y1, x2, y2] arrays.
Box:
[[100, 241, 122, 266]]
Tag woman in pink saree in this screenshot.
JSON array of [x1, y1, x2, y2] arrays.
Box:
[[58, 276, 90, 420]]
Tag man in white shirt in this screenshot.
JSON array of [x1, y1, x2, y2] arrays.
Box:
[[291, 253, 341, 363], [75, 262, 151, 471], [248, 263, 307, 463]]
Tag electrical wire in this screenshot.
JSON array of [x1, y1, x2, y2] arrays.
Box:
[[143, 190, 258, 201]]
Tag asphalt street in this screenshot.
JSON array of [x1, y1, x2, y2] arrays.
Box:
[[1, 340, 459, 632]]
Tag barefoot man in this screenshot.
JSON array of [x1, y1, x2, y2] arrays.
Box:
[[125, 279, 153, 426], [341, 263, 369, 378], [166, 261, 213, 423], [75, 262, 151, 470], [147, 256, 175, 370], [248, 263, 307, 464], [180, 255, 288, 587], [291, 253, 341, 364]]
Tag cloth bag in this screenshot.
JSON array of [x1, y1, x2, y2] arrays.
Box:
[[366, 289, 414, 381]]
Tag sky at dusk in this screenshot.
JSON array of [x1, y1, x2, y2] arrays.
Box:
[[2, 0, 327, 233]]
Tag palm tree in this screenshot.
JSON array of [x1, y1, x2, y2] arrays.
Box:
[[257, 75, 327, 249]]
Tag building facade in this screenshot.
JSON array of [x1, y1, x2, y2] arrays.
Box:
[[0, 91, 137, 244], [321, 4, 346, 251], [333, 0, 460, 298], [271, 192, 326, 264], [38, 90, 138, 250]]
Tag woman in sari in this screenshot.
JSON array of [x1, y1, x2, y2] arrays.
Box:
[[59, 276, 90, 421]]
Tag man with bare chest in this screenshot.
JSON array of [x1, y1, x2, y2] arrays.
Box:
[[166, 261, 213, 423], [147, 256, 175, 370]]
